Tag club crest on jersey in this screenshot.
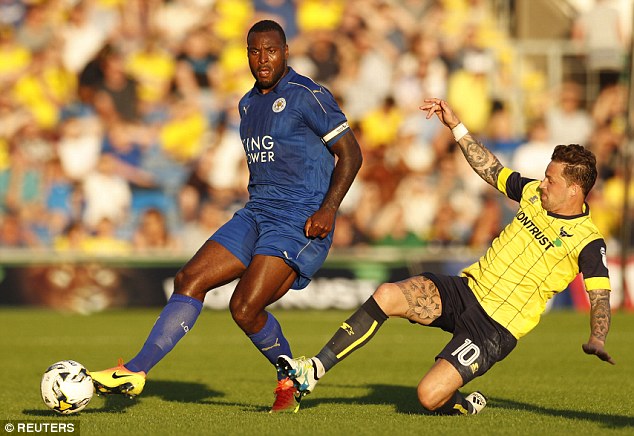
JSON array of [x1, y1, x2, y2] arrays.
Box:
[[559, 227, 573, 238], [272, 97, 286, 113]]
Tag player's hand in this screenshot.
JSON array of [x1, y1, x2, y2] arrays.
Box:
[[305, 208, 336, 239], [419, 98, 461, 129], [582, 341, 615, 365]]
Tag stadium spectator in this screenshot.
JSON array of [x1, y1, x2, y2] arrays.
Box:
[[125, 33, 176, 117], [467, 191, 504, 250], [545, 81, 593, 147], [0, 210, 41, 248], [89, 20, 363, 416], [330, 211, 367, 249], [172, 26, 221, 126], [132, 207, 181, 253], [392, 32, 448, 111], [335, 12, 394, 122], [253, 0, 298, 43], [58, 1, 108, 75], [480, 101, 524, 163], [100, 120, 155, 190], [276, 98, 614, 415], [510, 117, 552, 180], [370, 200, 424, 247], [0, 24, 31, 90], [0, 0, 26, 28], [12, 44, 76, 131], [572, 0, 626, 94], [296, 0, 344, 34], [81, 154, 132, 232], [15, 3, 54, 53], [360, 96, 403, 151], [82, 216, 132, 255], [446, 45, 494, 135], [0, 130, 49, 236], [92, 48, 140, 123], [43, 156, 81, 242], [53, 220, 89, 252], [290, 29, 346, 88], [180, 200, 230, 254], [56, 115, 102, 182]]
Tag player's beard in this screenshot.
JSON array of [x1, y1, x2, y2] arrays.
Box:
[[540, 192, 550, 210], [255, 65, 287, 92]]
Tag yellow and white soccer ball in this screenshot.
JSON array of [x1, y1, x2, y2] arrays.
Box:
[[40, 360, 93, 414]]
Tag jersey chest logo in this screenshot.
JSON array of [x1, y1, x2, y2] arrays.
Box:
[[272, 98, 286, 113]]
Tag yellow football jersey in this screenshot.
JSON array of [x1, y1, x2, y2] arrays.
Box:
[[463, 167, 611, 339]]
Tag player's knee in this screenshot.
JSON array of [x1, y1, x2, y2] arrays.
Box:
[[417, 384, 442, 411], [173, 267, 205, 300], [229, 299, 258, 332], [372, 283, 400, 315]]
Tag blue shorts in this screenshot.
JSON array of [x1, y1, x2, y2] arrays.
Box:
[[209, 206, 333, 290]]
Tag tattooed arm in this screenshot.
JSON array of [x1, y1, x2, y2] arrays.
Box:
[[420, 98, 503, 188], [582, 289, 615, 364]]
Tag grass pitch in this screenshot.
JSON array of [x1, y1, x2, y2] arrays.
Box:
[[1, 308, 632, 435]]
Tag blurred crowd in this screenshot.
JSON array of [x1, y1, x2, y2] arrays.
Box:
[[0, 0, 631, 257]]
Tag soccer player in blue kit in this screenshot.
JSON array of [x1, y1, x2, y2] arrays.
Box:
[[90, 20, 363, 413]]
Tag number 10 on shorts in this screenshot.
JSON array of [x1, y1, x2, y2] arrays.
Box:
[[451, 338, 481, 366]]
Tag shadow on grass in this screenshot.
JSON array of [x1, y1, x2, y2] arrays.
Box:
[[301, 383, 423, 414], [303, 384, 634, 428], [492, 397, 634, 429], [23, 380, 227, 415], [142, 380, 268, 412]]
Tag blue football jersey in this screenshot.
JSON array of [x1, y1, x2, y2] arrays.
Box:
[[238, 67, 350, 217]]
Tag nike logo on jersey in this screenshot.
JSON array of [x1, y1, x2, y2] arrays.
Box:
[[112, 372, 133, 379]]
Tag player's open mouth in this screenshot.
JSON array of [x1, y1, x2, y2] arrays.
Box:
[[258, 68, 271, 78]]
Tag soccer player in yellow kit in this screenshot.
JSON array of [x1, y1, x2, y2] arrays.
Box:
[[276, 98, 614, 415]]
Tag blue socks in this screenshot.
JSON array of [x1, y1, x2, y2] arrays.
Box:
[[248, 312, 292, 372], [125, 296, 290, 378], [126, 294, 203, 373]]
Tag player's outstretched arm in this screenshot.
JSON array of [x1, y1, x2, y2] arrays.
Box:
[[305, 130, 363, 239], [420, 98, 503, 188], [582, 289, 615, 365]]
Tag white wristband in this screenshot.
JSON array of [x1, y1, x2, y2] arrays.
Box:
[[452, 123, 469, 142]]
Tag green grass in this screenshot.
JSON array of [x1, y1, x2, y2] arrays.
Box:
[[0, 308, 633, 435]]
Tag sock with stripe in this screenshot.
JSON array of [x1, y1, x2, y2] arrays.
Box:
[[126, 293, 203, 373], [315, 296, 388, 373]]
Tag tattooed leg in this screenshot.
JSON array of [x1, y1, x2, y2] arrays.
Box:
[[395, 276, 443, 325]]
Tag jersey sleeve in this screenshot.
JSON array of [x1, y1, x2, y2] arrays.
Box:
[[299, 86, 349, 148], [496, 167, 535, 202], [578, 238, 611, 291]]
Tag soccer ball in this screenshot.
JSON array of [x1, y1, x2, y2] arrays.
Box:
[[40, 360, 93, 414]]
